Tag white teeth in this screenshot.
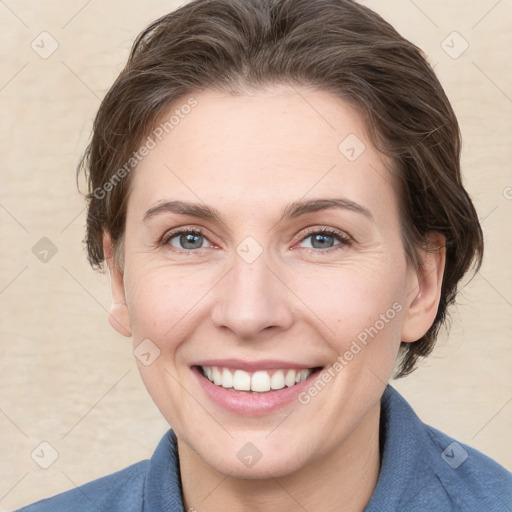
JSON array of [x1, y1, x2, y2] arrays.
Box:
[[298, 370, 309, 383], [212, 367, 222, 385], [201, 366, 314, 393], [270, 370, 285, 390], [251, 371, 271, 392], [233, 369, 251, 391], [221, 368, 233, 388], [285, 370, 297, 387]]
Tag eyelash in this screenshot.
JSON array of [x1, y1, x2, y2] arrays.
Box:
[[161, 226, 352, 255]]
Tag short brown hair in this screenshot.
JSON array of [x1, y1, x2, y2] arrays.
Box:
[[78, 0, 483, 378]]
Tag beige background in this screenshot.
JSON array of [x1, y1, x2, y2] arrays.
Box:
[[0, 0, 511, 510]]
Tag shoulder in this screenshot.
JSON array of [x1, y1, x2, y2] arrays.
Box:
[[421, 421, 512, 511], [15, 429, 184, 512], [368, 385, 512, 512], [14, 459, 149, 512]]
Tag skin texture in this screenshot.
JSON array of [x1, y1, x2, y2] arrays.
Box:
[[103, 86, 445, 512]]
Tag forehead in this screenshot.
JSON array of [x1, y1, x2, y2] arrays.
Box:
[[128, 86, 396, 219]]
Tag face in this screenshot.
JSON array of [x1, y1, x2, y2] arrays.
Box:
[[105, 85, 443, 479]]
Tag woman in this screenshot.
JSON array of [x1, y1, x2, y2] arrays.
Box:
[[17, 0, 512, 510]]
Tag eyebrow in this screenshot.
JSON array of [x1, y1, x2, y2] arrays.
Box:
[[143, 198, 374, 224]]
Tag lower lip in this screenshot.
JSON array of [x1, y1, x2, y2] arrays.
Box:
[[192, 366, 321, 417]]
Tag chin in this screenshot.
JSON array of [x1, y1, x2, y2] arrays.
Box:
[[202, 443, 310, 480], [179, 422, 320, 480]]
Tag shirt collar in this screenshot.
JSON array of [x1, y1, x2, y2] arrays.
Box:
[[365, 384, 433, 511], [143, 428, 183, 511]]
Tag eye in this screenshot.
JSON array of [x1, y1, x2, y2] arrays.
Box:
[[161, 226, 352, 254], [162, 228, 213, 252], [295, 227, 351, 252]]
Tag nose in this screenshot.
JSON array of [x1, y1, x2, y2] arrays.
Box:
[[211, 251, 294, 341]]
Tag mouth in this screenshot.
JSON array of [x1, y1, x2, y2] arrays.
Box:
[[197, 365, 320, 393], [191, 362, 323, 416]]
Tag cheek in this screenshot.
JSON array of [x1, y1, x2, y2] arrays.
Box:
[[123, 264, 208, 425], [285, 260, 408, 386], [124, 262, 217, 344], [291, 259, 406, 337]]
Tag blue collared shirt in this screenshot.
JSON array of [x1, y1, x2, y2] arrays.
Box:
[[16, 385, 512, 511]]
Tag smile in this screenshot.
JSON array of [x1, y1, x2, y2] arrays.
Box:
[[192, 362, 323, 416], [200, 366, 315, 393]]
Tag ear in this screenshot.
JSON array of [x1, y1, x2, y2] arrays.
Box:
[[103, 232, 132, 338], [401, 233, 446, 343]]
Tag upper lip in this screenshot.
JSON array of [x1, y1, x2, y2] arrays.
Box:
[[192, 359, 320, 371]]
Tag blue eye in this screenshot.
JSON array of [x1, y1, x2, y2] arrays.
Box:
[[163, 229, 211, 251], [162, 227, 351, 254], [297, 228, 351, 251]]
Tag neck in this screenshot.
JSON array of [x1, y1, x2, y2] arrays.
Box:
[[178, 400, 382, 512]]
